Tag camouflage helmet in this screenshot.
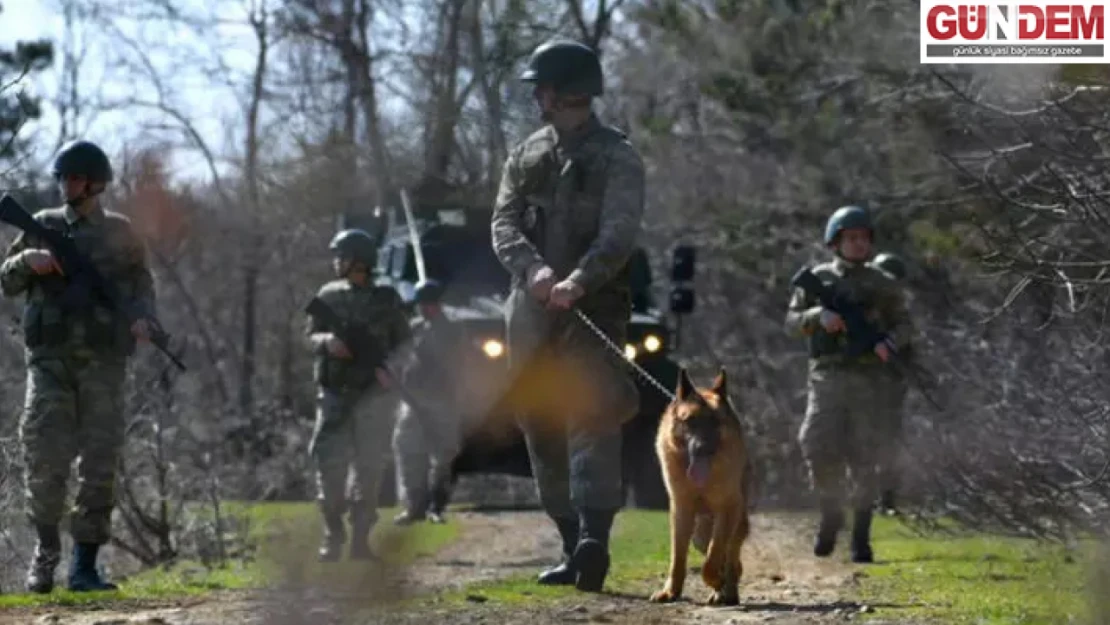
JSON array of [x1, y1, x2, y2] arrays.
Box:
[[329, 229, 377, 266], [52, 140, 113, 184], [872, 252, 906, 280], [519, 39, 603, 96], [414, 279, 445, 304], [824, 205, 873, 245]]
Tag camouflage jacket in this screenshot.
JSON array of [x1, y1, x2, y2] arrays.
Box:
[[0, 204, 156, 361], [401, 314, 472, 404], [491, 113, 645, 316], [784, 257, 913, 369], [866, 258, 917, 359], [305, 279, 411, 391]]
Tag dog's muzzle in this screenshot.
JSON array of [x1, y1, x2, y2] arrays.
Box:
[[686, 439, 717, 489]]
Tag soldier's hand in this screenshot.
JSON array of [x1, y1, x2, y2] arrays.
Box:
[[130, 319, 152, 343], [819, 309, 845, 333], [527, 264, 557, 301], [874, 339, 893, 363], [375, 367, 393, 388], [22, 249, 63, 276], [547, 279, 585, 310], [326, 335, 353, 359]]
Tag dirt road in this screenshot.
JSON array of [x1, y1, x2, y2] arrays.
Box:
[[3, 510, 906, 625]]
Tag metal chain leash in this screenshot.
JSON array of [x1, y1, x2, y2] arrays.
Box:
[[573, 308, 677, 402]]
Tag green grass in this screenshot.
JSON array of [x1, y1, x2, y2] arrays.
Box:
[[1, 504, 1101, 624], [858, 516, 1093, 625], [446, 510, 1097, 625], [0, 503, 459, 610]]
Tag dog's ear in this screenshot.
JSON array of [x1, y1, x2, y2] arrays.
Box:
[[676, 367, 698, 401], [711, 367, 727, 396]]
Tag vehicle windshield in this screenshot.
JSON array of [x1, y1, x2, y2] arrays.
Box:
[[419, 225, 510, 300]]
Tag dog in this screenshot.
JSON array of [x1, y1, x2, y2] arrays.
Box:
[[649, 367, 751, 606]]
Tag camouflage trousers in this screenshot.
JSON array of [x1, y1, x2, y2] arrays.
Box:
[[20, 355, 127, 545], [506, 289, 639, 521], [877, 375, 908, 496], [391, 400, 462, 511], [310, 386, 400, 530], [797, 361, 889, 509]]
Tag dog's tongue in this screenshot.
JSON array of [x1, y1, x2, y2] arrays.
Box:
[[687, 457, 711, 488]]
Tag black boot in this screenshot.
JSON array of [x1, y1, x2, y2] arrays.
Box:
[[879, 488, 898, 515], [427, 481, 451, 524], [26, 524, 60, 594], [537, 516, 579, 585], [68, 543, 118, 592], [349, 503, 378, 561], [573, 509, 615, 593], [850, 507, 874, 563], [317, 502, 346, 562], [394, 490, 427, 526], [813, 499, 843, 558]]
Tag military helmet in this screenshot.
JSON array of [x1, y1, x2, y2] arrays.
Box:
[[824, 205, 873, 245], [52, 140, 113, 184], [414, 279, 445, 304], [329, 229, 377, 266], [873, 252, 906, 279], [519, 39, 603, 96]]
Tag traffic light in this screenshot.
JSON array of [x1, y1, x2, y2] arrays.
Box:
[[671, 245, 695, 282]]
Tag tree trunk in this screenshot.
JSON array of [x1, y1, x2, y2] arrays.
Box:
[[424, 0, 467, 184], [239, 1, 270, 418], [354, 0, 392, 206], [468, 0, 508, 193]]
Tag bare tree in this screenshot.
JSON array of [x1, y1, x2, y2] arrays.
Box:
[[240, 0, 274, 417]]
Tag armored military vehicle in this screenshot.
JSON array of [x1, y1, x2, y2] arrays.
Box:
[[345, 200, 696, 509]]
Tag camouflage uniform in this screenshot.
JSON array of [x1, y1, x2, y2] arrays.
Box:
[[0, 202, 155, 590], [492, 111, 644, 589], [392, 312, 472, 522], [785, 253, 912, 560], [305, 279, 410, 560], [868, 253, 912, 512]]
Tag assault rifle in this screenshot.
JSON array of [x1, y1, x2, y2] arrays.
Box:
[[304, 295, 430, 414], [0, 194, 186, 371], [790, 266, 941, 410]]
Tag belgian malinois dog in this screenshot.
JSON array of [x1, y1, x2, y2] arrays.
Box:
[[649, 367, 751, 606]]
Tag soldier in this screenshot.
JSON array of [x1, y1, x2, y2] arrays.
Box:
[[1, 140, 157, 593], [491, 39, 644, 592], [392, 278, 470, 526], [784, 206, 913, 563], [305, 229, 411, 562], [869, 252, 910, 515]]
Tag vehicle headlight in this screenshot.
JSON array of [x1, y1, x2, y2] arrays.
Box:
[[482, 339, 504, 359], [643, 334, 662, 353], [624, 344, 637, 361]]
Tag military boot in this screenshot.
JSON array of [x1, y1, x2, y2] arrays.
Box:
[[393, 490, 427, 526], [26, 524, 61, 594], [879, 488, 898, 516], [850, 507, 874, 563], [813, 498, 844, 558], [427, 481, 451, 524], [317, 502, 346, 563], [349, 503, 378, 561], [537, 516, 579, 586], [68, 543, 118, 592], [573, 509, 616, 593]]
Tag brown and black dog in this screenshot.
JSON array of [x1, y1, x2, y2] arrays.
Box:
[[649, 367, 751, 606]]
